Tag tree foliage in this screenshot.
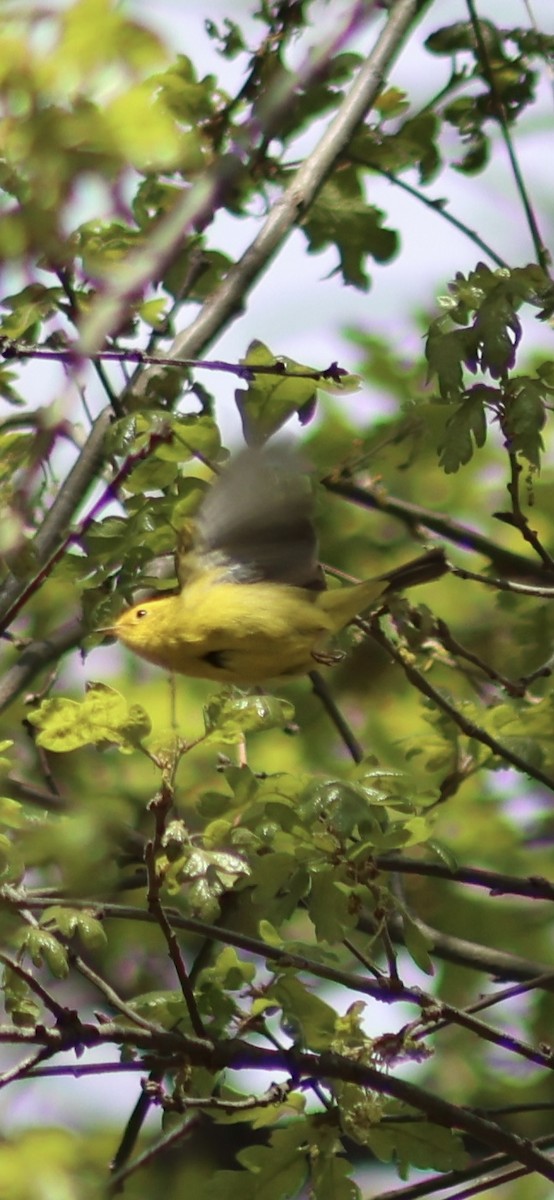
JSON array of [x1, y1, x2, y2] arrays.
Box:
[[1, 1, 554, 1197]]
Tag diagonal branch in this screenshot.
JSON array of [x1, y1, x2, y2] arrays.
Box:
[[309, 668, 364, 761], [0, 620, 83, 716], [125, 0, 430, 391], [325, 477, 552, 578], [367, 615, 554, 793], [1, 1020, 554, 1182], [374, 856, 554, 903]]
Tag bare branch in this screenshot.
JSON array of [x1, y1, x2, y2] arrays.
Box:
[[0, 621, 83, 716], [374, 855, 554, 903], [309, 669, 364, 762], [325, 477, 551, 578]]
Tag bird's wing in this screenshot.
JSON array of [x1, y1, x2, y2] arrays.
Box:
[[183, 445, 325, 591]]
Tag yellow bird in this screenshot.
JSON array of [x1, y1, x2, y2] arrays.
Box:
[[110, 447, 447, 685]]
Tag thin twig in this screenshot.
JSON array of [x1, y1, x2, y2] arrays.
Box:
[[0, 1046, 56, 1090], [324, 476, 549, 578], [343, 936, 386, 980], [451, 563, 554, 598], [371, 909, 554, 987], [373, 855, 554, 903], [502, 451, 554, 568], [0, 621, 83, 715], [366, 614, 554, 793], [55, 267, 123, 416], [70, 955, 166, 1035], [432, 614, 525, 696], [309, 669, 364, 762], [108, 1114, 200, 1194], [4, 776, 66, 811], [0, 950, 68, 1023], [110, 1075, 164, 1181], [145, 782, 206, 1040], [462, 969, 554, 1018], [429, 1009, 551, 1071], [370, 1135, 554, 1200], [466, 0, 550, 271], [16, 890, 554, 996], [27, 1061, 149, 1077], [0, 341, 351, 385], [112, 766, 206, 1180], [359, 164, 508, 269], [519, 646, 554, 686]]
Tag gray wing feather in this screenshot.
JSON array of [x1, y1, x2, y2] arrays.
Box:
[[195, 446, 324, 591]]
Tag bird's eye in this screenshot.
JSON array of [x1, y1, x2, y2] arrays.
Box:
[[135, 608, 149, 620]]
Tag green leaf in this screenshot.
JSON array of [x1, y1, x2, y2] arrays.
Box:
[[367, 1113, 468, 1178], [55, 0, 167, 74], [156, 415, 221, 462], [40, 906, 107, 952], [163, 245, 233, 301], [474, 290, 520, 378], [15, 927, 69, 978], [401, 913, 434, 975], [0, 284, 65, 338], [203, 689, 295, 745], [101, 81, 184, 170], [352, 112, 440, 184], [438, 388, 488, 473], [205, 18, 246, 59], [426, 20, 495, 55], [236, 341, 318, 444], [503, 377, 546, 469], [123, 456, 179, 493], [126, 989, 188, 1030], [311, 1149, 361, 1200], [444, 97, 490, 174], [0, 832, 24, 883], [271, 976, 337, 1050], [301, 167, 397, 289], [1, 967, 41, 1028], [153, 54, 218, 123], [427, 840, 459, 872], [236, 341, 360, 444], [258, 919, 284, 948], [197, 1172, 255, 1200], [138, 298, 168, 329], [199, 946, 256, 991], [27, 684, 151, 753], [248, 848, 296, 899], [238, 1123, 310, 1198], [163, 845, 250, 916], [298, 779, 387, 839], [0, 797, 35, 831], [426, 324, 476, 403], [0, 740, 14, 766], [309, 871, 358, 943]]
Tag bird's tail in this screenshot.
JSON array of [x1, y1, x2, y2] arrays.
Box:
[[379, 547, 449, 593], [319, 547, 448, 631]]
